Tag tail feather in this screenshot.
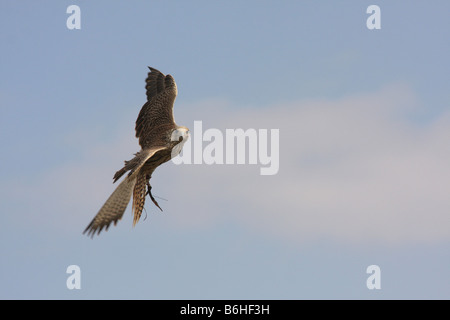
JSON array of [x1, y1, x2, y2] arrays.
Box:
[[132, 173, 148, 226]]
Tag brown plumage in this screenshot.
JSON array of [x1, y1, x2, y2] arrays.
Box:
[[83, 67, 189, 238]]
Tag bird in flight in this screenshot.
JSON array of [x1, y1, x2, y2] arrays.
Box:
[[84, 67, 189, 237]]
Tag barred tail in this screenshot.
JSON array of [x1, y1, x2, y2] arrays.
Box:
[[132, 173, 148, 226]]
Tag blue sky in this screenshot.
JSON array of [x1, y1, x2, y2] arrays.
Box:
[[1, 1, 449, 299]]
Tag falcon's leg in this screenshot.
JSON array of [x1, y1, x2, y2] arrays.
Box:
[[146, 180, 163, 212]]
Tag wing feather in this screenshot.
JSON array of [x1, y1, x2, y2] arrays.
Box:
[[135, 67, 178, 148], [83, 147, 166, 237]]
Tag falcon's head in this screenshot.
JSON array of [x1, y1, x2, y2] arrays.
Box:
[[170, 126, 190, 158]]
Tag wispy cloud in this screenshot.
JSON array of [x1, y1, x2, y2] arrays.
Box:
[[167, 83, 450, 245]]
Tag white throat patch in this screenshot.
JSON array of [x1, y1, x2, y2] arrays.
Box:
[[170, 127, 190, 158]]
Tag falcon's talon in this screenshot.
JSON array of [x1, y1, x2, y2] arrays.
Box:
[[146, 183, 163, 211]]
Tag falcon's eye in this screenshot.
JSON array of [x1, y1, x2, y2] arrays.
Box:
[[179, 136, 183, 142]]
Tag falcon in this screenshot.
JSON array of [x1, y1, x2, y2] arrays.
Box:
[[83, 67, 189, 237]]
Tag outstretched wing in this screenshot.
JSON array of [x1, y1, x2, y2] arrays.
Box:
[[135, 67, 178, 148], [83, 175, 136, 238], [83, 147, 165, 238], [112, 148, 164, 183]]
